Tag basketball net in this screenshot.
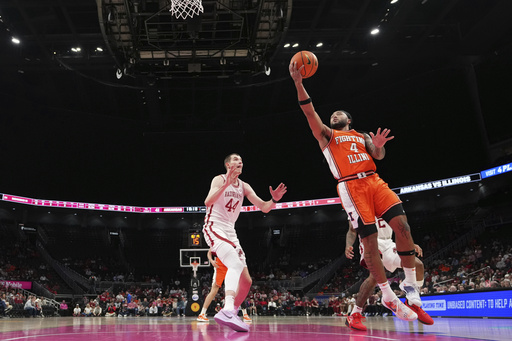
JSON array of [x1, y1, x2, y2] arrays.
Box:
[[170, 0, 204, 20], [191, 261, 199, 278]]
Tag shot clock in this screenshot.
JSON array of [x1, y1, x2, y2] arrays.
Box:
[[188, 231, 203, 247]]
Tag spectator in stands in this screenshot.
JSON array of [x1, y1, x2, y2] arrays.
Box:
[[275, 299, 285, 316], [83, 303, 93, 317], [35, 297, 44, 317], [24, 296, 37, 317], [127, 300, 138, 316], [259, 297, 268, 316], [59, 300, 69, 316], [148, 302, 158, 317], [310, 297, 320, 316], [176, 296, 187, 317], [268, 298, 277, 316], [247, 298, 257, 316], [73, 304, 81, 317], [303, 297, 311, 316], [346, 295, 356, 315], [105, 303, 116, 317], [118, 303, 128, 317], [171, 298, 178, 316], [93, 304, 102, 317], [162, 303, 173, 317], [294, 297, 304, 316], [141, 298, 150, 315], [0, 294, 8, 318], [137, 301, 146, 316]]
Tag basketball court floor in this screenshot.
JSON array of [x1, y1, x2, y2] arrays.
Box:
[[1, 315, 511, 341]]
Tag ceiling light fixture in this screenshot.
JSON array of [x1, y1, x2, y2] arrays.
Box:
[[292, 43, 299, 48], [316, 42, 323, 47], [11, 37, 20, 44], [390, 0, 399, 4], [284, 43, 290, 48], [370, 28, 380, 35]]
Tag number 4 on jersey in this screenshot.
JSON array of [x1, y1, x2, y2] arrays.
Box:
[[225, 198, 239, 212], [350, 143, 359, 153]]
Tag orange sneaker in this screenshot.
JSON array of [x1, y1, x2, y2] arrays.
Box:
[[196, 314, 209, 322], [243, 314, 252, 323], [382, 297, 418, 321], [345, 312, 367, 331], [405, 300, 434, 325]]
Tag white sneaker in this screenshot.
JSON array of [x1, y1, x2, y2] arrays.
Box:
[[399, 281, 422, 307], [214, 309, 249, 332], [382, 297, 418, 321], [197, 314, 209, 322]]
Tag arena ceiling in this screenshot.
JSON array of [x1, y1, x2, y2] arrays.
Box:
[[0, 0, 511, 207]]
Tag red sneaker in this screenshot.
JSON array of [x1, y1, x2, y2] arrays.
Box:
[[405, 300, 434, 325], [345, 312, 367, 331]]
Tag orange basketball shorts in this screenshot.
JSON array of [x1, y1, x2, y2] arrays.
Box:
[[212, 257, 228, 287], [336, 173, 401, 228]]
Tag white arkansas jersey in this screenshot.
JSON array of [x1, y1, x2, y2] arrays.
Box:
[[376, 218, 393, 240], [359, 218, 394, 255], [203, 175, 245, 243]]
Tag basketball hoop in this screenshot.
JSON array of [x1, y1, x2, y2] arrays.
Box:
[[170, 0, 204, 20]]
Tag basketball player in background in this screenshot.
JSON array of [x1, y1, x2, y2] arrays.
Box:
[[289, 62, 420, 322], [203, 153, 287, 332], [197, 249, 252, 323], [345, 219, 434, 331]]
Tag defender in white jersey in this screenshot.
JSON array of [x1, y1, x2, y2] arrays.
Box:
[[345, 218, 434, 331], [203, 153, 287, 332]]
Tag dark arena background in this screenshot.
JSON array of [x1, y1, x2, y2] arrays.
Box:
[[1, 1, 512, 340]]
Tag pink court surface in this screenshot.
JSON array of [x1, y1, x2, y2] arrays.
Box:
[[1, 316, 511, 341]]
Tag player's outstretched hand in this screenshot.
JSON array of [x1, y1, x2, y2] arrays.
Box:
[[369, 128, 394, 148], [345, 246, 354, 259], [270, 183, 287, 202], [289, 61, 304, 83]]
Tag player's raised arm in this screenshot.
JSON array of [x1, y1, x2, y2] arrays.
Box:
[[244, 182, 287, 214], [289, 62, 331, 149]]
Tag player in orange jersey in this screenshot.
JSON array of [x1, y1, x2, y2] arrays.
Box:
[[197, 249, 252, 323], [290, 63, 421, 323]]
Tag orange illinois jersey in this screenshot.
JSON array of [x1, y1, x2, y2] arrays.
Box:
[[322, 129, 376, 180]]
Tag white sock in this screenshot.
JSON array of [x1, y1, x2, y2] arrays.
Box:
[[417, 279, 424, 288], [241, 308, 248, 315], [351, 305, 363, 315], [224, 296, 235, 311], [403, 267, 416, 285], [378, 281, 395, 302], [200, 307, 207, 315]]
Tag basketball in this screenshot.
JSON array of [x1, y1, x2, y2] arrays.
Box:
[[290, 51, 318, 78]]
